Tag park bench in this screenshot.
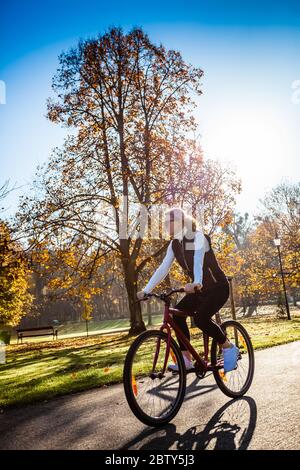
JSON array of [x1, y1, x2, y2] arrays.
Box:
[[16, 326, 58, 344]]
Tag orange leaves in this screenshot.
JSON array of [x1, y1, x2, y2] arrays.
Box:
[[170, 349, 177, 364], [238, 335, 247, 349], [219, 370, 227, 382], [131, 375, 138, 396]]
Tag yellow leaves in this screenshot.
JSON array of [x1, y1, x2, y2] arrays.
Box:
[[31, 248, 50, 266], [28, 241, 107, 304], [47, 278, 61, 290], [220, 212, 234, 227], [218, 216, 300, 301], [81, 298, 93, 321], [0, 221, 33, 327]]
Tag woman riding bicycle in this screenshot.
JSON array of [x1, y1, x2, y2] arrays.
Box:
[[137, 207, 239, 373]]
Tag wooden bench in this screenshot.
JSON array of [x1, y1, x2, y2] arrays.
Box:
[[16, 326, 58, 344]]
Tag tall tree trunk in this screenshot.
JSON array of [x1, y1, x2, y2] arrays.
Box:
[[123, 260, 146, 335]]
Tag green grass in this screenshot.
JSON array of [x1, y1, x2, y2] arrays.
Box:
[[58, 314, 163, 335], [1, 314, 300, 409], [9, 315, 163, 343]]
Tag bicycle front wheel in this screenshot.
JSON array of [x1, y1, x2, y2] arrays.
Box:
[[123, 330, 186, 427], [211, 320, 255, 398]]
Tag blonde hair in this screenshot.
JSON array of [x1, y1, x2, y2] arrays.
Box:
[[163, 207, 198, 238]]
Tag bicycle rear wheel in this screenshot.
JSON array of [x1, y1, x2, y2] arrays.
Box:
[[123, 330, 186, 427], [211, 320, 255, 398]]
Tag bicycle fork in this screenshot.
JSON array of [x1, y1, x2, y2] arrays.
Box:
[[150, 322, 172, 378]]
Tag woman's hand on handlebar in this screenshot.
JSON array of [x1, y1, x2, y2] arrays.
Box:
[[184, 283, 202, 294], [136, 286, 195, 302], [137, 290, 148, 301]]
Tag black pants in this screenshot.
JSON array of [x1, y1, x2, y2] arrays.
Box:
[[173, 281, 229, 349]]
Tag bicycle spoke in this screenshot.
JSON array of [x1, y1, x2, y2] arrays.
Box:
[[127, 332, 184, 422], [212, 321, 254, 397]]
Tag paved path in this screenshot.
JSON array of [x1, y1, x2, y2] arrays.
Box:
[[1, 341, 300, 450]]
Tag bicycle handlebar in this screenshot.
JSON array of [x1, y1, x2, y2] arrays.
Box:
[[136, 287, 187, 303]]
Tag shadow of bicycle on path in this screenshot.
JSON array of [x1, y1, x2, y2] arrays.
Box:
[[122, 396, 257, 450]]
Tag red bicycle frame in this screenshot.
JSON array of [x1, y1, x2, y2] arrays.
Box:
[[152, 300, 221, 376]]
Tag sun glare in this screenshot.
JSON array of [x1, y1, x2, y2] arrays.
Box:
[[201, 104, 295, 210]]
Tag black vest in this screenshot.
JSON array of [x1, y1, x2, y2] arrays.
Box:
[[172, 233, 228, 291]]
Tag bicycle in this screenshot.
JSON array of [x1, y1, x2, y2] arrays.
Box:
[[123, 288, 255, 427]]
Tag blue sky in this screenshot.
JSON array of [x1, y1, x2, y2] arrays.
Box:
[[1, 0, 300, 220]]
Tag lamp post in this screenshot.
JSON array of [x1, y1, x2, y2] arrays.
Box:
[[273, 233, 291, 320], [226, 276, 239, 346]]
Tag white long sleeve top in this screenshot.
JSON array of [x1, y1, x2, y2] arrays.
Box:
[[143, 230, 210, 294]]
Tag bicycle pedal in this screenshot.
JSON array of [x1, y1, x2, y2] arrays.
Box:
[[168, 366, 195, 374]]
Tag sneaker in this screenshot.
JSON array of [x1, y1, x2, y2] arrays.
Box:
[[223, 343, 240, 372], [168, 356, 194, 372]]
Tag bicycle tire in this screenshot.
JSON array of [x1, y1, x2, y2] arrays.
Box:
[[123, 330, 186, 427], [211, 320, 255, 398]]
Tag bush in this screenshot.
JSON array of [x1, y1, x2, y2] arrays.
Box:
[[0, 330, 11, 345]]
